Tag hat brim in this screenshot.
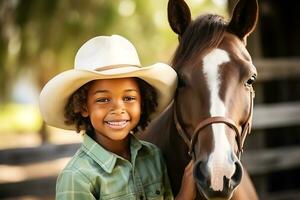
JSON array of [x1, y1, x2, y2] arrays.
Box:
[[39, 63, 177, 130]]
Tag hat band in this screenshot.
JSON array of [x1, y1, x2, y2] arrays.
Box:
[[95, 64, 141, 72]]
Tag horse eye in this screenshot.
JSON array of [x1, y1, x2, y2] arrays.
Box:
[[245, 75, 256, 86]]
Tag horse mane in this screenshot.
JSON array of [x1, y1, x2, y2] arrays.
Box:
[[171, 14, 228, 70]]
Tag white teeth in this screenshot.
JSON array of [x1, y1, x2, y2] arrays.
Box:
[[107, 121, 127, 126], [106, 120, 128, 129]]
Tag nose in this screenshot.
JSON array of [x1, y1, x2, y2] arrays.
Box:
[[110, 100, 125, 114], [193, 159, 243, 199]]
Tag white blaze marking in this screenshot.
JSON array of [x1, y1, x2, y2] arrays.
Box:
[[202, 49, 236, 191]]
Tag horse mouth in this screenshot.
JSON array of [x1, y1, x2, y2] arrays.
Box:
[[194, 160, 243, 199], [198, 187, 234, 200], [194, 170, 236, 200]]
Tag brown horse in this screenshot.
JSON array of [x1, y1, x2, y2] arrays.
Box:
[[140, 0, 259, 199]]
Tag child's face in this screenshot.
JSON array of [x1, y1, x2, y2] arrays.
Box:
[[82, 78, 141, 141]]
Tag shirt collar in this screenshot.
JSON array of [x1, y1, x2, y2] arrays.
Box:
[[82, 134, 142, 173]]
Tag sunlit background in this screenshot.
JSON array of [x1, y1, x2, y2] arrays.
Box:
[[2, 0, 300, 199], [0, 0, 227, 148], [0, 0, 227, 199]]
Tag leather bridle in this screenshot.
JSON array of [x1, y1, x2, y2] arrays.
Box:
[[173, 86, 255, 159]]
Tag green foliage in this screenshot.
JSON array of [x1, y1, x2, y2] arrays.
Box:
[[0, 0, 228, 102], [0, 103, 42, 133], [0, 0, 228, 136]]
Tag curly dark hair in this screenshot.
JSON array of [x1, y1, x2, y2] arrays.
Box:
[[64, 78, 158, 138]]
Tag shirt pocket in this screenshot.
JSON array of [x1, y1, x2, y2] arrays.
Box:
[[144, 182, 165, 200]]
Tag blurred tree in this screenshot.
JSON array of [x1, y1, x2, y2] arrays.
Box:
[[0, 0, 227, 143]]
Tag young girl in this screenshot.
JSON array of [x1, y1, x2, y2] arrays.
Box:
[[39, 35, 195, 200]]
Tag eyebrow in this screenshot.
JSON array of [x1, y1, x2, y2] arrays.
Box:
[[93, 90, 109, 95], [93, 89, 139, 95], [124, 89, 139, 93]]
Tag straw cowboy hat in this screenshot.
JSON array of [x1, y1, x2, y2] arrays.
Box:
[[39, 35, 177, 130]]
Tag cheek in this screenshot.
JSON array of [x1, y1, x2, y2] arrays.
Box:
[[231, 91, 250, 124], [87, 105, 107, 122], [89, 112, 105, 126], [130, 104, 141, 121]]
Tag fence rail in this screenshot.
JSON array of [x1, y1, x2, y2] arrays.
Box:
[[253, 102, 300, 129], [254, 58, 300, 81], [0, 143, 80, 165]]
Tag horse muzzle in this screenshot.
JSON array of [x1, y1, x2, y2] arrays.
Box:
[[193, 159, 243, 200]]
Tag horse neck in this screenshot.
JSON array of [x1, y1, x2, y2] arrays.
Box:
[[140, 102, 189, 159], [141, 102, 191, 194], [163, 103, 190, 159], [139, 103, 174, 146]]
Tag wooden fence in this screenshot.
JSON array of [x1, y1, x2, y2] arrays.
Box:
[[0, 58, 300, 199], [244, 58, 300, 200], [0, 143, 80, 199]]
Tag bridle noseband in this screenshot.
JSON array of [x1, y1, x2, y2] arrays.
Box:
[[173, 87, 254, 159]]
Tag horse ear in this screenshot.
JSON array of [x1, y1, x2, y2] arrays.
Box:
[[228, 0, 258, 41], [167, 0, 191, 36]]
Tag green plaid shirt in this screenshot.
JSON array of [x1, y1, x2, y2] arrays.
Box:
[[56, 134, 174, 200]]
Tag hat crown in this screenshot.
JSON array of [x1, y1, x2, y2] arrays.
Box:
[[74, 35, 141, 70]]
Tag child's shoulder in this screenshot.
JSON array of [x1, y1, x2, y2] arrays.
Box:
[[60, 147, 95, 174], [139, 140, 163, 155], [140, 139, 159, 149]]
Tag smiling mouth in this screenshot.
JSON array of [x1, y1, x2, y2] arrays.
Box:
[[105, 120, 129, 130]]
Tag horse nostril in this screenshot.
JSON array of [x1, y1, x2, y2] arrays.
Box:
[[230, 161, 243, 189], [193, 161, 208, 188]]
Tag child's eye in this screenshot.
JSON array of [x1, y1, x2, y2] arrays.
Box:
[[123, 96, 136, 102], [96, 98, 110, 103]]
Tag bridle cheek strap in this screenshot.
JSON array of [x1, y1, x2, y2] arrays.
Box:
[[173, 86, 255, 159], [239, 87, 255, 153]]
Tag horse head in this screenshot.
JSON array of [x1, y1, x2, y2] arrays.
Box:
[[168, 0, 258, 199]]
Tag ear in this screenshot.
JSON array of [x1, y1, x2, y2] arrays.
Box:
[[167, 0, 192, 36], [81, 107, 89, 118], [227, 0, 259, 41]]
